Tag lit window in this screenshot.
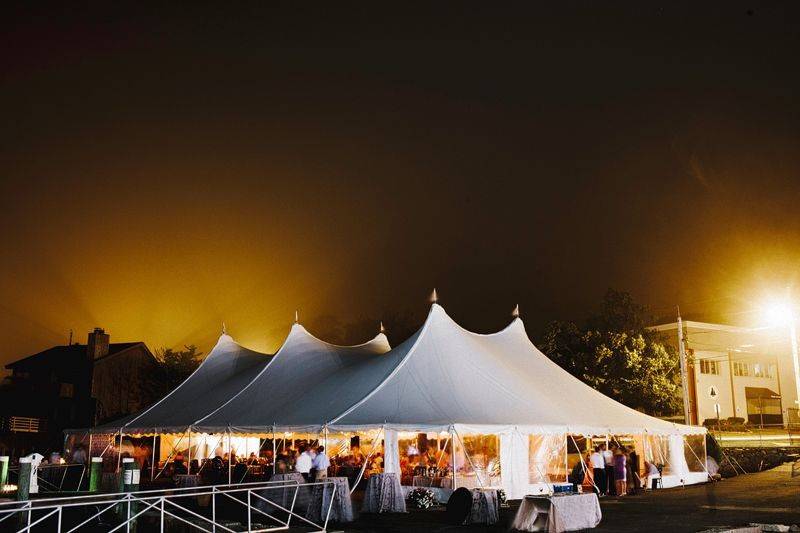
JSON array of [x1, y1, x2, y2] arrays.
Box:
[[733, 362, 749, 377], [752, 363, 771, 378], [700, 359, 719, 375]]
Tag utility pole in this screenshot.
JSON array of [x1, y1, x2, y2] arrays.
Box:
[[677, 307, 692, 425], [790, 318, 800, 413]]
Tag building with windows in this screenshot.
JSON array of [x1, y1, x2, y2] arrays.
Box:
[[0, 328, 159, 456], [651, 320, 799, 428]]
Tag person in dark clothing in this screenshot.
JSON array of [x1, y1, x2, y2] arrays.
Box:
[[627, 446, 641, 493], [568, 457, 587, 492]]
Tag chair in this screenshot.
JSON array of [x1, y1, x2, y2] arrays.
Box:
[[445, 487, 473, 525]]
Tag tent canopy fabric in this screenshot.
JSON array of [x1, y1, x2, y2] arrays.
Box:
[[194, 325, 393, 433], [79, 304, 703, 438], [330, 304, 702, 436], [101, 334, 272, 434]]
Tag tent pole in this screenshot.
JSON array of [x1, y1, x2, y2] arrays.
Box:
[[116, 430, 123, 472], [349, 426, 384, 495], [88, 433, 93, 460], [187, 428, 192, 474], [564, 434, 569, 483], [450, 427, 456, 490], [324, 425, 328, 452], [151, 435, 157, 481], [454, 429, 484, 488], [272, 425, 276, 475], [570, 435, 598, 494], [227, 427, 232, 485]]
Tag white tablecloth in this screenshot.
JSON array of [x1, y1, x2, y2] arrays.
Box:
[[255, 472, 310, 516], [412, 475, 453, 489], [466, 488, 499, 525], [511, 493, 601, 533], [362, 473, 406, 513], [306, 477, 354, 523]]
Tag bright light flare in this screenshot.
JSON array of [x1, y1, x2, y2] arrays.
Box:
[[760, 300, 795, 326]]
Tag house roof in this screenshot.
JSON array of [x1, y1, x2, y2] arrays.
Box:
[[6, 342, 144, 370]]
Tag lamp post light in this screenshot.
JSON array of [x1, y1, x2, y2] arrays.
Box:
[[761, 301, 800, 413]]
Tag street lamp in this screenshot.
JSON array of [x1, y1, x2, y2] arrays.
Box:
[[760, 300, 800, 413]]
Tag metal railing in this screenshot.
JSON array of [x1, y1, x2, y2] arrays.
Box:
[[6, 464, 87, 493], [0, 478, 338, 532]]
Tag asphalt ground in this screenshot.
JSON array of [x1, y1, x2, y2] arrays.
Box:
[[336, 462, 800, 533]]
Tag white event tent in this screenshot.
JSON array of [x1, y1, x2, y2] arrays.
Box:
[[75, 304, 707, 498]]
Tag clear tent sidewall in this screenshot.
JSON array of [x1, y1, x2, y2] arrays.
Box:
[[329, 423, 708, 500]]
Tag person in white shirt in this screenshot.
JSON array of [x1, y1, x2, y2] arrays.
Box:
[[311, 446, 331, 480], [295, 445, 313, 481], [602, 443, 616, 495], [589, 445, 606, 495]]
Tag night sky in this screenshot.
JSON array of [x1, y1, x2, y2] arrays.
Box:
[[2, 2, 799, 363]]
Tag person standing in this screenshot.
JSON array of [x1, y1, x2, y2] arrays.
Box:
[[613, 447, 627, 496], [311, 446, 331, 480], [589, 445, 606, 495], [296, 445, 313, 482], [602, 443, 616, 496], [627, 446, 641, 493]]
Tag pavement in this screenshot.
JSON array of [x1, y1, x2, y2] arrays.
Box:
[[337, 462, 800, 533]]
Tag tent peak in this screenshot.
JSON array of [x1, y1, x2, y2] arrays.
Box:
[[430, 288, 438, 303], [512, 304, 520, 318]]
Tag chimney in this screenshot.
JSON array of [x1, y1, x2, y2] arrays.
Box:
[[87, 328, 110, 360]]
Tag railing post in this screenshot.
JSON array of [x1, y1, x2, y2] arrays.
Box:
[[323, 481, 336, 532], [0, 456, 8, 488], [212, 486, 216, 533], [57, 506, 62, 532], [247, 489, 252, 531], [160, 497, 165, 533], [17, 457, 32, 530], [89, 457, 103, 492]]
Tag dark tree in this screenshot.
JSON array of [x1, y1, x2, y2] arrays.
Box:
[[152, 345, 203, 395], [539, 289, 682, 416]]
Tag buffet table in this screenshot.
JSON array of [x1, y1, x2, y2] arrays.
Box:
[[362, 473, 406, 513], [511, 493, 601, 533], [306, 477, 354, 523]]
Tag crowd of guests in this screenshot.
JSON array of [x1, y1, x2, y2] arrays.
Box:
[[569, 442, 662, 496], [158, 442, 386, 484]]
